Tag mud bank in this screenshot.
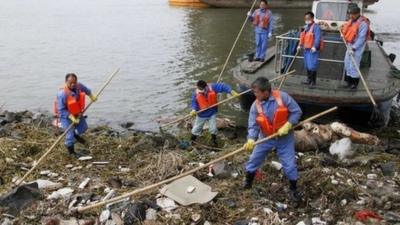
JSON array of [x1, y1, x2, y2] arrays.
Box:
[[0, 108, 399, 225]]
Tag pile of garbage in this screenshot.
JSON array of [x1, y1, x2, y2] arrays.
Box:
[[0, 108, 399, 225]]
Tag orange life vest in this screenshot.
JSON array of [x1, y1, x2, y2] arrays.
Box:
[[53, 85, 86, 118], [196, 85, 217, 110], [253, 9, 270, 29], [342, 16, 371, 44], [299, 23, 324, 50], [255, 90, 289, 136]]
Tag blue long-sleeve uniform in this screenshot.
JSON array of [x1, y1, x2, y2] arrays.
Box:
[[246, 91, 302, 181], [345, 18, 369, 78], [249, 9, 274, 60], [302, 22, 322, 72], [57, 83, 92, 147], [191, 83, 232, 118]]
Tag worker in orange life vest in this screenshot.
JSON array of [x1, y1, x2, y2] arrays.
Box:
[[341, 6, 370, 89], [297, 11, 323, 88], [55, 73, 97, 158], [243, 77, 303, 203], [247, 0, 274, 62], [190, 80, 239, 147]]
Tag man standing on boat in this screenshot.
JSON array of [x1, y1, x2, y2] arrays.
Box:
[[247, 0, 274, 62], [342, 6, 370, 89], [297, 11, 323, 88], [242, 77, 303, 204], [190, 80, 238, 147], [54, 73, 97, 158]]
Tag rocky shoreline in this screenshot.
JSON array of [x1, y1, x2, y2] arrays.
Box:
[[0, 107, 399, 225]]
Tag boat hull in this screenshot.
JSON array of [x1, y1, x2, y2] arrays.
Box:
[[237, 83, 394, 126], [200, 0, 378, 8]]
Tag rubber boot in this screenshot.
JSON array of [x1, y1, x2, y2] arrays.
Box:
[[74, 134, 86, 144], [243, 171, 256, 189], [211, 134, 218, 147], [66, 145, 83, 159], [302, 71, 312, 85], [190, 134, 197, 142], [309, 71, 317, 89], [342, 75, 351, 88], [351, 78, 360, 89], [289, 180, 301, 206]]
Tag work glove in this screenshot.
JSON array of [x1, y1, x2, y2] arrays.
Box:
[[347, 48, 354, 56], [68, 115, 80, 124], [296, 46, 302, 52], [311, 47, 317, 53], [190, 110, 197, 117], [231, 90, 240, 97], [247, 11, 252, 17], [89, 94, 98, 102], [243, 139, 255, 152], [268, 33, 272, 39], [277, 122, 292, 136]]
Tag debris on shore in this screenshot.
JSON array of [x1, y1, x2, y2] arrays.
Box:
[[0, 108, 399, 225]]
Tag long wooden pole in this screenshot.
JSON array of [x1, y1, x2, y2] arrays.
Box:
[[74, 106, 337, 213], [339, 30, 377, 107], [216, 0, 258, 83], [15, 68, 120, 186], [161, 70, 296, 128], [278, 49, 300, 90]]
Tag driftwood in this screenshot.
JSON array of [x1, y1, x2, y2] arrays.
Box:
[[295, 122, 381, 151]]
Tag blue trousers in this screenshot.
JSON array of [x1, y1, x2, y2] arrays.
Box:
[[191, 114, 217, 136], [255, 32, 268, 60], [61, 117, 88, 147], [303, 49, 319, 72], [344, 45, 365, 78], [246, 133, 298, 181]]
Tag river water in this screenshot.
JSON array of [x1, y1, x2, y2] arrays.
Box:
[[0, 0, 398, 130]]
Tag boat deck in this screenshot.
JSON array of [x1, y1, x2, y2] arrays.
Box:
[[233, 41, 400, 106]]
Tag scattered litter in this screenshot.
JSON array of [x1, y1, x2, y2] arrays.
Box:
[[263, 208, 273, 215], [122, 202, 147, 223], [146, 208, 157, 220], [0, 183, 42, 215], [156, 198, 177, 212], [78, 156, 93, 161], [159, 175, 218, 206], [191, 213, 202, 223], [119, 166, 131, 173], [275, 202, 287, 211], [71, 166, 82, 171], [231, 172, 239, 178], [311, 217, 327, 225], [32, 179, 62, 190], [65, 164, 73, 169], [99, 209, 111, 223], [47, 188, 74, 200], [270, 161, 282, 170], [102, 189, 116, 201], [40, 170, 51, 176], [329, 138, 353, 160], [78, 178, 91, 189], [186, 186, 196, 193], [355, 210, 383, 222], [92, 161, 109, 166], [367, 174, 377, 180]]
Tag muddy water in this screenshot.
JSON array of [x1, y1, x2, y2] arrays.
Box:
[[0, 0, 398, 130]]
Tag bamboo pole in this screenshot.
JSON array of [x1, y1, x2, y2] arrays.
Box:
[[278, 49, 300, 90], [161, 70, 296, 128], [15, 68, 120, 186], [216, 0, 258, 83], [74, 106, 337, 213]]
